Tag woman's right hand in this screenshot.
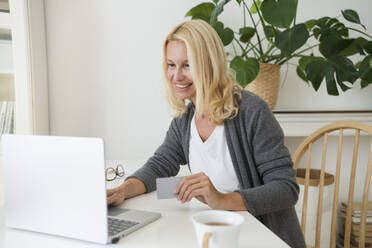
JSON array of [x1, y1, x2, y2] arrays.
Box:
[[106, 178, 146, 206], [107, 186, 126, 206]]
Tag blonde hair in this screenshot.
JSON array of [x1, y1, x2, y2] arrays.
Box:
[[162, 19, 242, 125]]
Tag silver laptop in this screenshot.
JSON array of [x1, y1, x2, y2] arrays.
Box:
[[1, 134, 161, 244]]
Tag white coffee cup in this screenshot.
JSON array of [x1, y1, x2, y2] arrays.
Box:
[[192, 210, 244, 248]]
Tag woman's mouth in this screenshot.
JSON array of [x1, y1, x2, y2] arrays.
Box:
[[175, 83, 192, 89]]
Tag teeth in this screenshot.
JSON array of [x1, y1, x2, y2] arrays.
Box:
[[176, 84, 191, 88]]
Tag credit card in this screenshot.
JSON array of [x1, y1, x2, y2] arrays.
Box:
[[156, 176, 184, 199]]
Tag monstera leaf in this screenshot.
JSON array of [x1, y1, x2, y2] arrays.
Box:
[[261, 0, 297, 28], [313, 17, 348, 41], [319, 36, 354, 58], [342, 9, 366, 29], [250, 0, 262, 14], [359, 55, 372, 88], [296, 56, 323, 84], [213, 21, 234, 46], [275, 24, 309, 56], [364, 41, 372, 54], [305, 56, 358, 95], [185, 2, 215, 22], [339, 37, 368, 57], [329, 56, 358, 87], [230, 56, 260, 87], [239, 27, 255, 43]]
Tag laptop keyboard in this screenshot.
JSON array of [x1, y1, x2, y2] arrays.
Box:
[[108, 217, 139, 236]]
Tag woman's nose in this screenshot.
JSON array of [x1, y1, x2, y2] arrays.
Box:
[[174, 67, 185, 81]]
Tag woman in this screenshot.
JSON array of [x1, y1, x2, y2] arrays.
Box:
[[107, 19, 305, 248]]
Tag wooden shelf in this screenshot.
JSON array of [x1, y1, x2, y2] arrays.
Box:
[[274, 112, 372, 137]]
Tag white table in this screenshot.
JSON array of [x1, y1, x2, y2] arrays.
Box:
[[0, 161, 290, 248]]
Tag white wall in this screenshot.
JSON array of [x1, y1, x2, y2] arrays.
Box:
[[45, 0, 202, 159]]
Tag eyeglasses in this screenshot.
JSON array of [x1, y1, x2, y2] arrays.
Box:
[[105, 164, 125, 181]]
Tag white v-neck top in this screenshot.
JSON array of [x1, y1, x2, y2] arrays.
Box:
[[189, 114, 239, 193]]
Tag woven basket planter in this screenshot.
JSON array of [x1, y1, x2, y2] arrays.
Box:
[[245, 63, 280, 109]]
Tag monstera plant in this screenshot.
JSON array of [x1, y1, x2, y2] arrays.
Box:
[[185, 0, 372, 96]]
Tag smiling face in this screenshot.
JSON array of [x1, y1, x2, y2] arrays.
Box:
[[166, 40, 196, 102]]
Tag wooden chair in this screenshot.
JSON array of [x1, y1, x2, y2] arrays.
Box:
[[292, 121, 372, 248]]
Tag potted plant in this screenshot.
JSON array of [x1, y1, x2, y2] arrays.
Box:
[[185, 0, 372, 109]]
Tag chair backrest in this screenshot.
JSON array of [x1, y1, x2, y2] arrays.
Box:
[[292, 121, 372, 248]]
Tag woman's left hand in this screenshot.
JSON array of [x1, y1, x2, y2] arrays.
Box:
[[174, 172, 223, 209]]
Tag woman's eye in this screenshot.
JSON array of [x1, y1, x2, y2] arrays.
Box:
[[184, 64, 190, 68], [168, 63, 175, 68]]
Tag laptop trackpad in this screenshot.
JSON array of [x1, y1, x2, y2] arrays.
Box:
[[108, 207, 129, 217]]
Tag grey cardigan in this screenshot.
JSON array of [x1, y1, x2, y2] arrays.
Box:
[[129, 90, 306, 248]]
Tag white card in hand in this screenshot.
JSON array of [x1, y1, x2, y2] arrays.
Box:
[[156, 176, 184, 199]]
